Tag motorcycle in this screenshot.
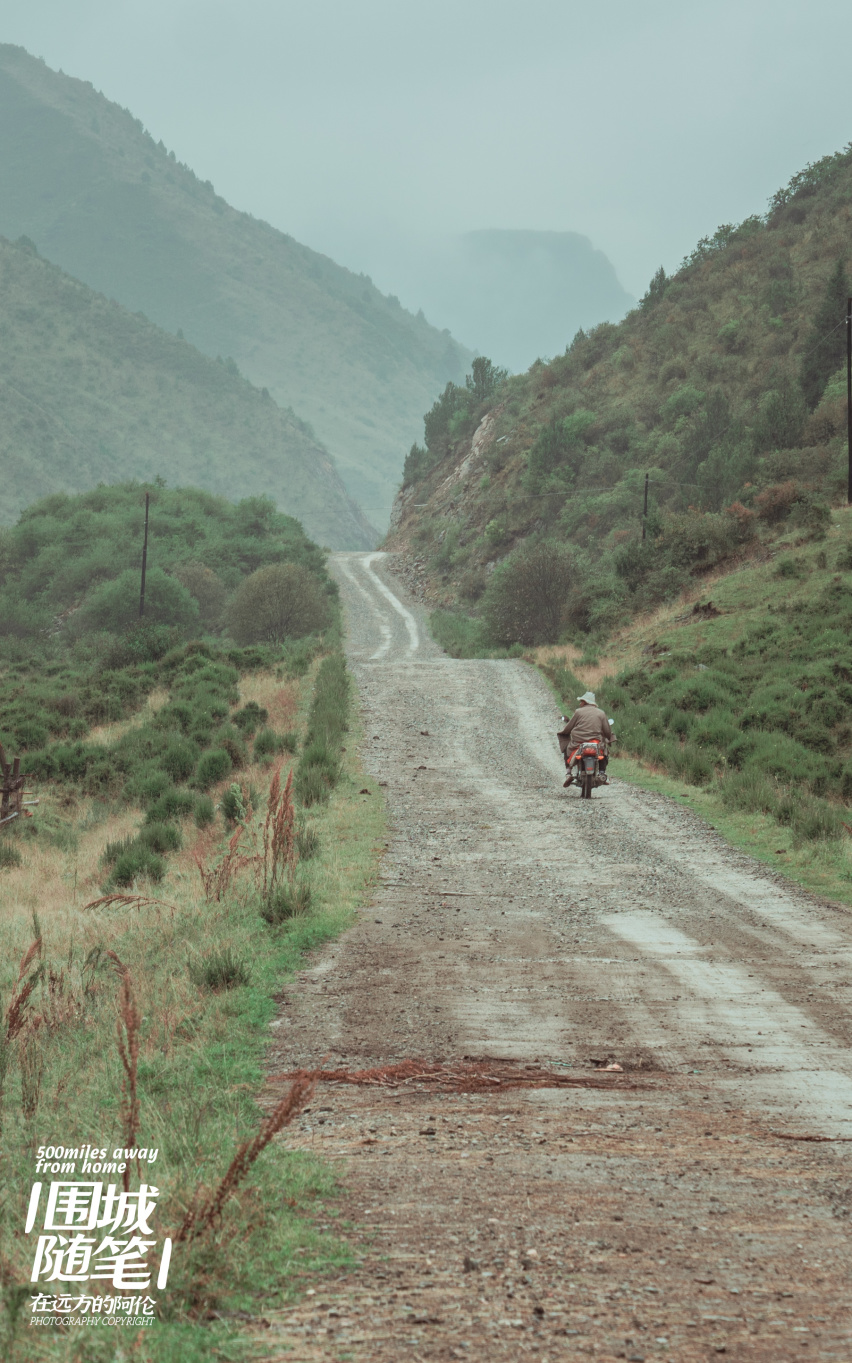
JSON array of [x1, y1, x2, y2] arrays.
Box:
[[565, 739, 607, 799]]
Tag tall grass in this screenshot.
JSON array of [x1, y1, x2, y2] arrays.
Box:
[[294, 653, 349, 805]]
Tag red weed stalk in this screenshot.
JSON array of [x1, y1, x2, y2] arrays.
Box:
[[175, 1071, 315, 1242], [116, 972, 141, 1192], [262, 765, 297, 897], [5, 932, 44, 1041], [194, 822, 255, 902], [83, 894, 177, 912]]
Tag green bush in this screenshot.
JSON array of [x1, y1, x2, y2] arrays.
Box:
[[774, 556, 806, 579], [193, 748, 232, 791], [402, 442, 437, 486], [75, 569, 200, 637], [212, 724, 248, 770], [102, 834, 136, 868], [719, 770, 779, 816], [253, 727, 285, 761], [296, 740, 340, 795], [15, 720, 49, 749], [138, 821, 182, 854], [188, 948, 251, 992], [194, 795, 215, 828], [671, 744, 714, 786], [663, 384, 704, 423], [144, 789, 196, 823], [483, 541, 581, 646], [219, 783, 259, 823], [302, 655, 349, 751], [296, 824, 320, 860], [110, 844, 166, 887], [161, 738, 199, 782], [225, 563, 331, 645], [429, 610, 492, 659], [260, 881, 312, 926], [526, 411, 595, 490], [232, 701, 268, 735], [173, 562, 227, 626], [691, 709, 739, 750], [658, 672, 732, 713]]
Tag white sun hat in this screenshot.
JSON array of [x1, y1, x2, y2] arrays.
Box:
[[577, 691, 596, 705]]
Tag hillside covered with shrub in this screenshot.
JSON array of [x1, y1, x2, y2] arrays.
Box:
[[0, 480, 334, 640], [0, 482, 354, 885], [0, 471, 372, 1351], [0, 43, 471, 526], [0, 236, 373, 548], [538, 511, 852, 885], [387, 142, 852, 645]]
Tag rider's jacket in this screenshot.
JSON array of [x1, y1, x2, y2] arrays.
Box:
[[557, 705, 612, 754]]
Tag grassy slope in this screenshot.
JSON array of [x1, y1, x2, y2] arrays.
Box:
[[0, 238, 374, 549], [0, 44, 472, 526], [0, 655, 386, 1362], [386, 146, 852, 608], [533, 508, 852, 905]]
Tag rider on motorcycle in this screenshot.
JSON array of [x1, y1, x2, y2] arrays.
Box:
[[557, 691, 613, 788]]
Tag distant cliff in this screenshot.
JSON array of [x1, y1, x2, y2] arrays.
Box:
[[395, 229, 634, 372]]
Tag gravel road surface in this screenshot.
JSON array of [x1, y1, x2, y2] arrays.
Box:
[[261, 552, 852, 1362]]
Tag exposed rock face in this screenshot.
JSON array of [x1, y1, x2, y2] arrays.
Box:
[[388, 484, 414, 535], [437, 407, 500, 496]]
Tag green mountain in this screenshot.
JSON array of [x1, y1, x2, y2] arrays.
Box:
[[387, 143, 852, 636], [0, 235, 373, 548], [0, 44, 472, 528]]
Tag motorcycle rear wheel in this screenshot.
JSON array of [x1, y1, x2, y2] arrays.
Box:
[[580, 772, 593, 799]]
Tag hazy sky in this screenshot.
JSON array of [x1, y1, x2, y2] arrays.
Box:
[[4, 0, 852, 305]]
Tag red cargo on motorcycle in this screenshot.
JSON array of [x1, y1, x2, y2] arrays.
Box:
[[565, 739, 607, 800]]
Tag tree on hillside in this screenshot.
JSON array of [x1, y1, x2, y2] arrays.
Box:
[[640, 266, 668, 310], [526, 410, 596, 492], [465, 356, 508, 404], [174, 561, 227, 626], [423, 381, 465, 457], [800, 258, 849, 409], [483, 541, 581, 646]]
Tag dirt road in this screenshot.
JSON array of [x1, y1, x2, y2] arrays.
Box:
[[262, 552, 852, 1362]]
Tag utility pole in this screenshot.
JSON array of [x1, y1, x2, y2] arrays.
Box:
[[139, 492, 150, 617], [847, 296, 852, 505], [641, 472, 649, 540]]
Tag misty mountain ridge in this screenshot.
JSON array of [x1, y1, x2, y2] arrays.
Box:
[[0, 234, 374, 548], [0, 43, 472, 528], [345, 228, 634, 375], [423, 229, 633, 372]]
